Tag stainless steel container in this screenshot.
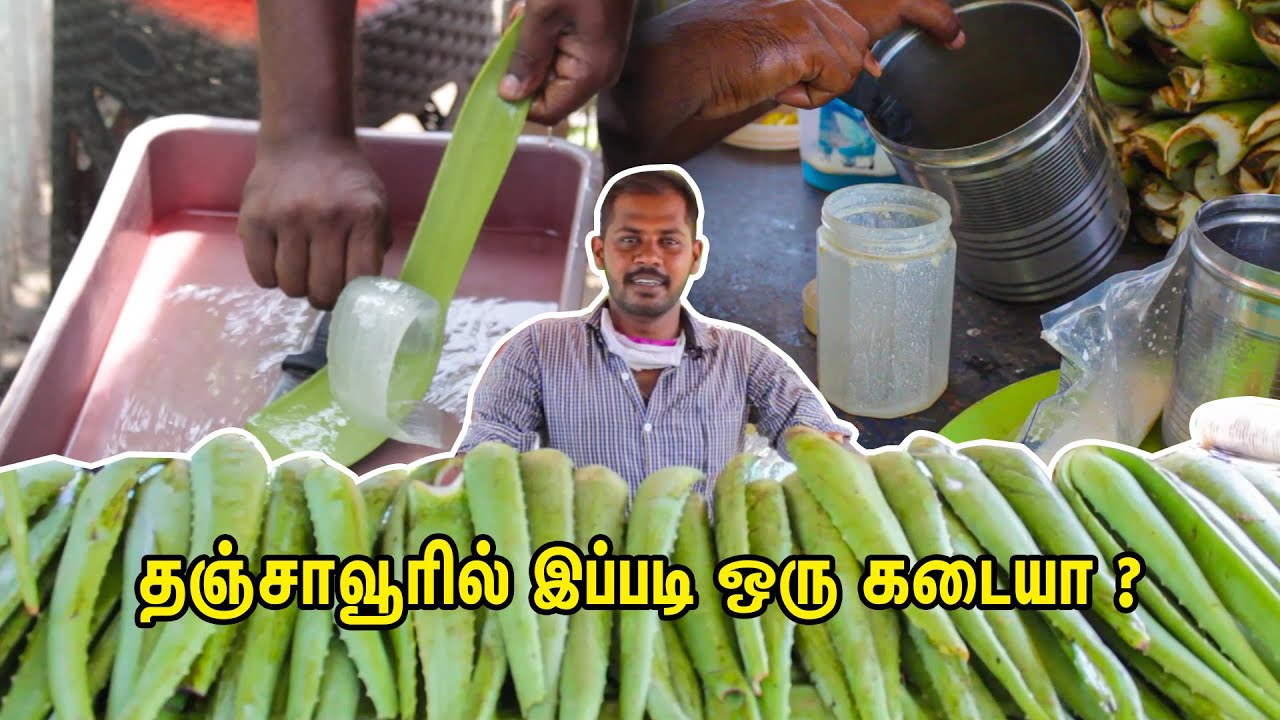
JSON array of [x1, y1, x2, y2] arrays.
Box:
[[865, 0, 1129, 303], [1163, 194, 1280, 446]]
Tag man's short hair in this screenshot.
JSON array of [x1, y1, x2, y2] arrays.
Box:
[[600, 169, 700, 234]]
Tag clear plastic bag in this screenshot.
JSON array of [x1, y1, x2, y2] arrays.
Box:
[[1017, 231, 1193, 462]]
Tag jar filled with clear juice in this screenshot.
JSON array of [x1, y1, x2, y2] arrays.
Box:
[[816, 184, 955, 418]]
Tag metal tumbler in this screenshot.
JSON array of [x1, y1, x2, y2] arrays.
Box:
[[864, 0, 1130, 303], [1163, 194, 1280, 446]]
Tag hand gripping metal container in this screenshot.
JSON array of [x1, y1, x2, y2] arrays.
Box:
[[1163, 194, 1280, 446], [864, 0, 1130, 303]]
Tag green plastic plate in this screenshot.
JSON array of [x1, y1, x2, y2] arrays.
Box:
[[938, 370, 1165, 453]]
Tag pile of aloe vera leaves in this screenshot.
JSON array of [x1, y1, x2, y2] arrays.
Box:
[[1083, 0, 1280, 244], [1, 424, 1279, 719]]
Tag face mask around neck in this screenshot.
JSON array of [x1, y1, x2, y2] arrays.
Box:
[[599, 309, 686, 370]]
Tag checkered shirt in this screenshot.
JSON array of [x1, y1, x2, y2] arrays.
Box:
[[455, 301, 853, 495]]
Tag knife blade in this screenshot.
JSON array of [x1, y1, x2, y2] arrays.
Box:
[[267, 313, 331, 402]]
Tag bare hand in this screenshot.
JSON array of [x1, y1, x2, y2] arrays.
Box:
[[237, 136, 391, 310], [641, 0, 963, 120], [832, 0, 965, 47], [498, 0, 639, 126]]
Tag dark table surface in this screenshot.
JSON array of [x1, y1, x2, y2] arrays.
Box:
[[680, 143, 1168, 448]]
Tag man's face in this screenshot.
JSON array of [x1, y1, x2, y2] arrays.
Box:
[[592, 191, 702, 319]]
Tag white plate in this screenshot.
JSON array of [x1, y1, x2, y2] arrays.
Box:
[[723, 110, 800, 151]]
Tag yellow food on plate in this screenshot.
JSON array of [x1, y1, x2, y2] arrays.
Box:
[[758, 109, 798, 125]]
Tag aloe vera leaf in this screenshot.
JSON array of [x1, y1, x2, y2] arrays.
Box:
[[0, 470, 37, 616], [1134, 212, 1176, 245], [617, 466, 701, 720], [1096, 73, 1153, 105], [1122, 159, 1147, 189], [1108, 103, 1152, 135], [1164, 99, 1273, 173], [0, 459, 79, 552], [1140, 173, 1183, 215], [520, 449, 575, 720], [557, 465, 628, 720], [1124, 118, 1188, 171], [229, 459, 313, 720], [1239, 164, 1270, 192], [1146, 87, 1184, 116], [1247, 0, 1280, 15], [1192, 152, 1238, 199], [244, 15, 534, 466], [1176, 193, 1204, 234], [358, 467, 409, 540], [1242, 135, 1280, 179], [1138, 0, 1269, 66], [1245, 99, 1280, 145], [1103, 1, 1146, 54], [121, 433, 271, 720], [1080, 7, 1171, 86], [1171, 60, 1280, 105], [1098, 446, 1280, 678], [1060, 447, 1280, 707], [1252, 15, 1280, 71], [1144, 32, 1199, 68], [108, 460, 191, 720]]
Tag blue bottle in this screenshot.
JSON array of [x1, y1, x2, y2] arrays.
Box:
[[799, 97, 902, 192]]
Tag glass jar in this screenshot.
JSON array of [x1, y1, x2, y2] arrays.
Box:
[[816, 184, 956, 418]]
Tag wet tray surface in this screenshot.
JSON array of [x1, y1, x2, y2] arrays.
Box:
[[0, 115, 598, 474]]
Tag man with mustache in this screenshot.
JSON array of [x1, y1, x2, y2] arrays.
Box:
[[454, 165, 855, 493]]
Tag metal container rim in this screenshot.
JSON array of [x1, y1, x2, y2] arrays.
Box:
[[1188, 194, 1280, 303], [819, 183, 955, 257], [865, 0, 1088, 168]]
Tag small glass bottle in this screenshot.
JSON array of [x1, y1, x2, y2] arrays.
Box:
[[816, 184, 956, 418]]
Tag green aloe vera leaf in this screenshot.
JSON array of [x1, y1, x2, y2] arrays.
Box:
[[1175, 192, 1204, 235], [1192, 152, 1237, 199], [1170, 60, 1280, 105], [1097, 73, 1154, 105], [1245, 100, 1280, 145], [1103, 1, 1147, 54], [1125, 117, 1191, 171], [1138, 0, 1269, 66], [1080, 7, 1171, 86], [1146, 87, 1188, 116], [1164, 99, 1273, 174], [1140, 173, 1184, 216], [244, 17, 533, 465], [1242, 135, 1280, 178], [1252, 15, 1280, 70]]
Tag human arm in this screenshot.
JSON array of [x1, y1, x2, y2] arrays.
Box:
[[237, 0, 392, 310], [597, 0, 964, 171], [499, 0, 640, 127], [453, 329, 549, 455], [744, 339, 858, 457]]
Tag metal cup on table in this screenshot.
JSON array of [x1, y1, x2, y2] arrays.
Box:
[[1163, 194, 1280, 447], [863, 0, 1130, 304]]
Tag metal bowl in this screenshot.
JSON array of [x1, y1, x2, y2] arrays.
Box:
[[865, 0, 1130, 304]]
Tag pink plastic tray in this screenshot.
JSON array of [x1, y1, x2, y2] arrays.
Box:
[[0, 115, 599, 474]]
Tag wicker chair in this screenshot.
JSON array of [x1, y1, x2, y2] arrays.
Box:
[[50, 0, 507, 288]]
